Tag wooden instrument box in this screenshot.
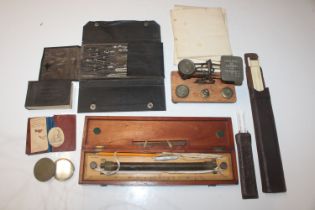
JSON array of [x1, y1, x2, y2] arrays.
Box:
[[79, 116, 238, 185]]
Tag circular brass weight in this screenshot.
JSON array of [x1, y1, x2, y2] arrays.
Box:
[[34, 158, 56, 182], [175, 85, 189, 98], [54, 158, 75, 181], [221, 87, 234, 99], [200, 89, 210, 98], [178, 59, 195, 76]]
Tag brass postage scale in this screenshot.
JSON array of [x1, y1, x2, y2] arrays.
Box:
[[79, 116, 238, 185], [171, 56, 244, 103]]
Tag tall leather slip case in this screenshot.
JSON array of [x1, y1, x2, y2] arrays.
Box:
[[78, 21, 166, 112], [244, 53, 286, 193]]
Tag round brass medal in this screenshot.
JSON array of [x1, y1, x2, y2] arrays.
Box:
[[221, 87, 234, 99], [34, 158, 56, 182]]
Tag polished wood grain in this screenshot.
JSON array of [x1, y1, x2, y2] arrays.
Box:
[[79, 116, 238, 185]]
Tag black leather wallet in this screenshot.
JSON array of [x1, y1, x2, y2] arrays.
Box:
[[78, 21, 166, 112]]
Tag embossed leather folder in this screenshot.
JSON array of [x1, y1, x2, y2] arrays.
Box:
[[26, 21, 165, 112], [38, 46, 81, 81], [25, 46, 79, 110], [78, 21, 166, 112], [79, 116, 238, 185], [26, 115, 76, 155]]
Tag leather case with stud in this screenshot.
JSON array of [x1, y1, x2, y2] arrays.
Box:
[[78, 21, 166, 112]]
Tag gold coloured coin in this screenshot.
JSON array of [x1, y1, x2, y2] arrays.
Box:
[[33, 158, 56, 182]]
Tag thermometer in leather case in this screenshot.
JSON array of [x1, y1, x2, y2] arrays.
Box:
[[235, 112, 258, 199]]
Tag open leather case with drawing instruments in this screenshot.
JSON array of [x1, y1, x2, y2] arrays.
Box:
[[79, 116, 238, 185], [78, 21, 166, 113]]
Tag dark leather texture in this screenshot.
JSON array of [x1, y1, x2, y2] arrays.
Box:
[[78, 20, 165, 112], [249, 89, 286, 193], [25, 80, 72, 109], [236, 133, 258, 199], [127, 42, 164, 77], [82, 21, 161, 44], [78, 78, 166, 112], [39, 46, 81, 81], [245, 53, 286, 193]]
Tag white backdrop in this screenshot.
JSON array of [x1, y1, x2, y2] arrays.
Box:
[[0, 0, 314, 209]]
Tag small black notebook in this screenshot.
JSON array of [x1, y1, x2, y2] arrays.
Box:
[[25, 80, 72, 110]]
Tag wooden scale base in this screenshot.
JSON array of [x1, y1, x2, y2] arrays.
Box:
[[171, 71, 237, 103]]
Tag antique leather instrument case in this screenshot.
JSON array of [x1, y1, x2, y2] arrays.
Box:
[[78, 21, 166, 112], [25, 21, 166, 112], [244, 53, 286, 193], [79, 116, 238, 185]]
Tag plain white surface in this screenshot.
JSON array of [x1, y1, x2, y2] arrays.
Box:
[[0, 0, 314, 209]]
